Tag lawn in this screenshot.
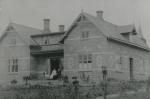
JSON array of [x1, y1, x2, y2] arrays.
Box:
[[0, 79, 147, 99], [108, 91, 150, 99]]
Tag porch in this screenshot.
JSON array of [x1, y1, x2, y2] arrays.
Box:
[[30, 44, 64, 80]]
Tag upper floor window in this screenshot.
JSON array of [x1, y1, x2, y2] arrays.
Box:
[[78, 54, 92, 64], [44, 37, 49, 45], [119, 56, 122, 64], [45, 39, 49, 45], [8, 59, 18, 73], [81, 31, 89, 39], [78, 54, 92, 71]]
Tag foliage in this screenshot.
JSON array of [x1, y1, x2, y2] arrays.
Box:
[[0, 79, 147, 99], [23, 76, 31, 85], [11, 79, 17, 85]]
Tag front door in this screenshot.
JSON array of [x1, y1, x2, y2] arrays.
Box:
[[49, 57, 63, 79], [50, 58, 60, 73], [129, 58, 134, 80]]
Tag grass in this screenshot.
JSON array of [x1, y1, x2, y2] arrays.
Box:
[[0, 80, 147, 99], [108, 91, 150, 99]]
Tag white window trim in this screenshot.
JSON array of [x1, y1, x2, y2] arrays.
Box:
[[81, 31, 90, 40], [8, 59, 19, 73], [78, 54, 92, 71]]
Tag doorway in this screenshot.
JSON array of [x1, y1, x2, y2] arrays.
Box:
[[129, 58, 134, 80], [49, 57, 63, 79]]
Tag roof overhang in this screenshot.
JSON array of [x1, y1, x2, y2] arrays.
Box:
[[31, 49, 63, 56], [107, 36, 150, 52], [120, 32, 137, 35]]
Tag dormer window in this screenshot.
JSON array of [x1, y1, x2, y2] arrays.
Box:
[[45, 40, 49, 45], [81, 31, 89, 39], [120, 27, 137, 40], [44, 37, 49, 45], [132, 28, 137, 35], [121, 33, 130, 40], [121, 31, 136, 40]]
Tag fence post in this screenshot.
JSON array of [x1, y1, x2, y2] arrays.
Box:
[[72, 77, 79, 99], [102, 66, 107, 99]]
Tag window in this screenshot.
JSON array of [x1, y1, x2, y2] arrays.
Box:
[[119, 56, 122, 64], [8, 59, 18, 73], [129, 58, 134, 80], [88, 54, 92, 63], [83, 55, 87, 63], [79, 54, 92, 64], [44, 37, 49, 45], [81, 31, 89, 39], [79, 55, 82, 63], [78, 54, 92, 71], [45, 40, 49, 45]]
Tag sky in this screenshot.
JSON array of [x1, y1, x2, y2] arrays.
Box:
[[0, 0, 150, 45]]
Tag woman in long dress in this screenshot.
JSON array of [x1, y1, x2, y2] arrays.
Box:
[[50, 69, 57, 79]]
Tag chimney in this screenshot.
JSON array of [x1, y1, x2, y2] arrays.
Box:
[[43, 19, 51, 33], [96, 10, 103, 20], [59, 25, 65, 32]]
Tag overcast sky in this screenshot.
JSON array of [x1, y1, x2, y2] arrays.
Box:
[[0, 0, 150, 45]]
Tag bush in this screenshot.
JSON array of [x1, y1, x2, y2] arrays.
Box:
[[2, 79, 146, 99], [23, 76, 31, 85], [11, 79, 17, 85]]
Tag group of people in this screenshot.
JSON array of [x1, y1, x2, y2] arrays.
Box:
[[45, 68, 61, 80], [49, 69, 57, 79]]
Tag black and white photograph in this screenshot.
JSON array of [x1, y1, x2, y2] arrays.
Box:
[[0, 0, 149, 99]]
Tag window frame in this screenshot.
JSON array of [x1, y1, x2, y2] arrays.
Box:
[[8, 59, 19, 73], [78, 53, 92, 71], [81, 31, 90, 39]]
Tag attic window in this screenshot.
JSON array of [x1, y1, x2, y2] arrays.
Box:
[[132, 28, 137, 35], [81, 31, 89, 39], [45, 39, 49, 45], [44, 37, 50, 45]]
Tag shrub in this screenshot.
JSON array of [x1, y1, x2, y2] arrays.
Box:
[[23, 76, 31, 85], [11, 79, 17, 85]]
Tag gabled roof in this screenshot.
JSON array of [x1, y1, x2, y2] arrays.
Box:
[[61, 11, 149, 50], [0, 22, 42, 45]]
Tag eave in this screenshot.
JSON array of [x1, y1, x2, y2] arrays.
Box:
[[30, 44, 63, 55], [31, 49, 63, 56], [107, 36, 150, 52], [120, 32, 137, 35]]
